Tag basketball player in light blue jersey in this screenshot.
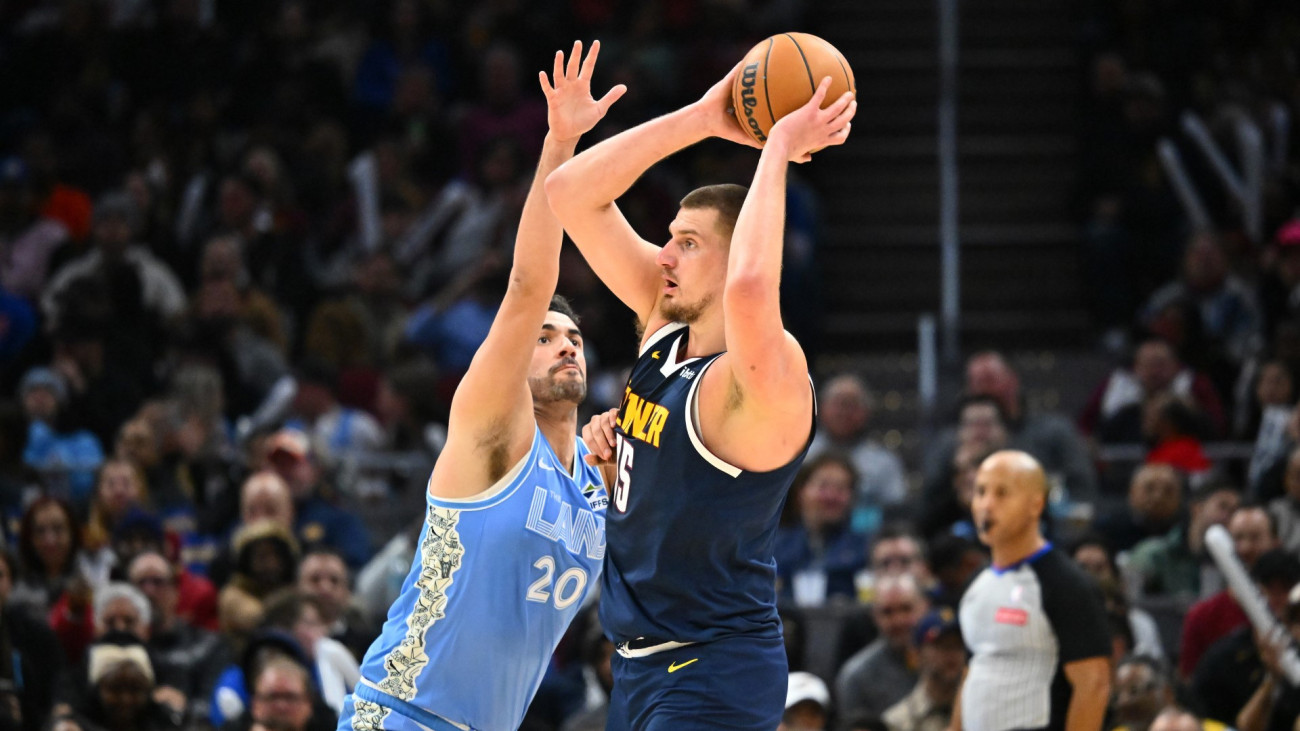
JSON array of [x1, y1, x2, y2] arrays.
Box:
[[335, 41, 625, 731], [547, 68, 855, 728]]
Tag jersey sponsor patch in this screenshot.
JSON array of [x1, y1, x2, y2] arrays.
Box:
[[995, 607, 1029, 626], [581, 483, 608, 511]]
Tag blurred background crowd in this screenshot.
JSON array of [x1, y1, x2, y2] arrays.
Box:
[[1, 0, 1300, 730]]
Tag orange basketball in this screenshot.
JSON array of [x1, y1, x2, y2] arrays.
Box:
[[731, 32, 856, 146]]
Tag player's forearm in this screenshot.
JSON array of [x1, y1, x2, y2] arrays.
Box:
[[721, 140, 789, 369], [547, 103, 710, 217], [725, 139, 789, 300], [511, 132, 580, 299], [1063, 679, 1109, 731]]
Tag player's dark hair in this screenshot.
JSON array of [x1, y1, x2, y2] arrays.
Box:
[[548, 295, 581, 325], [680, 184, 749, 241]]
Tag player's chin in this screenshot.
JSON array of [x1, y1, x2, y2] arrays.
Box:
[[550, 380, 588, 404]]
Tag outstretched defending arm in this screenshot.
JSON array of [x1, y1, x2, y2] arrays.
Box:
[[722, 79, 855, 410], [436, 41, 623, 497], [546, 64, 758, 325]]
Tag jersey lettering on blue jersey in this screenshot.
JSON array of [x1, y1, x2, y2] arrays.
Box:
[[345, 427, 607, 731], [525, 486, 606, 560]]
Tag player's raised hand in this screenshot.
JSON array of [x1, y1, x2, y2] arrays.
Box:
[[540, 40, 627, 143], [582, 407, 620, 466], [767, 76, 856, 163], [695, 61, 764, 149]]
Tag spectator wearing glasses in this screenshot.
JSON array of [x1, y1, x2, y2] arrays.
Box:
[[128, 551, 229, 722], [870, 526, 933, 588], [220, 654, 335, 731]]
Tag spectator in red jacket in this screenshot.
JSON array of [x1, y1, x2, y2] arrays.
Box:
[[1178, 505, 1278, 680]]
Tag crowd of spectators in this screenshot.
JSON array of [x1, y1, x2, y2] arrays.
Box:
[[0, 0, 824, 729]]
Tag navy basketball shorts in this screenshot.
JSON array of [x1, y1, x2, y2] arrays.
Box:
[[606, 634, 788, 730]]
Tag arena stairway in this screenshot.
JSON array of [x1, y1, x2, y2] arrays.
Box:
[[809, 0, 1092, 353]]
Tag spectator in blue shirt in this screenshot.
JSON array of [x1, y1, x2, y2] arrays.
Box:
[[18, 366, 104, 505], [775, 452, 869, 606]]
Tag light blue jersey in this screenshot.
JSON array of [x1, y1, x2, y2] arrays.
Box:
[[339, 426, 608, 731]]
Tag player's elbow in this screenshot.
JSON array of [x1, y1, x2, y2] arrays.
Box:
[[545, 165, 580, 214], [724, 273, 777, 311]]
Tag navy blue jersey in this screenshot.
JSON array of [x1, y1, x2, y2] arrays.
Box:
[[600, 322, 814, 644]]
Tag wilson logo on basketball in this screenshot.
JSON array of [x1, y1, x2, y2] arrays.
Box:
[[738, 62, 766, 143]]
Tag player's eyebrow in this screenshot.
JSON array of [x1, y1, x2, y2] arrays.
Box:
[[541, 324, 583, 339], [671, 227, 700, 238]]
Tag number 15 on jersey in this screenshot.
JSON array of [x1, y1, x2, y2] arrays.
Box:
[[613, 433, 633, 513]]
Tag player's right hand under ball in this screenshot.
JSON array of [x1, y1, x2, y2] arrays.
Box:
[[694, 61, 765, 150], [582, 407, 620, 466]]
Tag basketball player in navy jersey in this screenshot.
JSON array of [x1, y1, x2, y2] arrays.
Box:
[[335, 42, 624, 731], [546, 68, 856, 728]]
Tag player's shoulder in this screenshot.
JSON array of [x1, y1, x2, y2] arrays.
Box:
[[1029, 547, 1104, 606], [1027, 546, 1086, 581]]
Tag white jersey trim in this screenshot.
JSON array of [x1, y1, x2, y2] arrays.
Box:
[[657, 332, 701, 378], [427, 428, 536, 511], [638, 321, 687, 358], [614, 639, 697, 658], [355, 679, 464, 730], [684, 356, 743, 479]]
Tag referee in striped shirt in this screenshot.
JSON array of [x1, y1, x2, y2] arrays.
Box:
[[949, 451, 1111, 731]]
